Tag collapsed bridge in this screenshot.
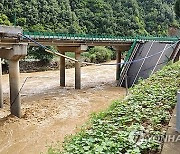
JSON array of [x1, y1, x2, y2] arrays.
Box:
[[119, 40, 180, 88], [0, 25, 179, 118]]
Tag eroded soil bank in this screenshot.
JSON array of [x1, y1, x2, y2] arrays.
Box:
[[0, 61, 125, 154]]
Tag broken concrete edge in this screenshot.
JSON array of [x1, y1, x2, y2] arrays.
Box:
[[0, 43, 28, 60], [0, 25, 22, 38]]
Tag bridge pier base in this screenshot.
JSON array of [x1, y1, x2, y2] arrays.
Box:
[[9, 60, 21, 118], [60, 50, 65, 87], [0, 58, 3, 108], [75, 52, 81, 89]]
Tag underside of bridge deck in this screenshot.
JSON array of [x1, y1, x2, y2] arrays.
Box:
[[26, 40, 132, 47]]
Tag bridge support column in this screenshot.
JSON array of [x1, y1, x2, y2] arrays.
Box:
[[60, 50, 65, 87], [75, 52, 81, 89], [0, 58, 3, 108], [57, 45, 87, 90], [116, 51, 122, 81], [9, 60, 21, 118], [114, 45, 131, 81]]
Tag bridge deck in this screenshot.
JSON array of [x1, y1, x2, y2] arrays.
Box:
[[119, 41, 179, 87], [23, 32, 179, 46]]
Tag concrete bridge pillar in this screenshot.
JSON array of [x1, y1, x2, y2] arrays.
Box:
[[75, 52, 81, 89], [114, 45, 131, 81], [0, 26, 27, 118], [74, 45, 87, 89], [0, 58, 3, 108], [60, 50, 65, 87], [116, 51, 122, 81], [57, 45, 88, 89], [0, 43, 27, 117], [9, 60, 21, 117]]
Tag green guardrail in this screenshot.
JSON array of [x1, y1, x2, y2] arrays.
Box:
[[116, 38, 138, 81], [23, 31, 180, 42], [124, 38, 138, 62]]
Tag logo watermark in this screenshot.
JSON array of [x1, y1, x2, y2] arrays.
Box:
[[128, 130, 180, 146]]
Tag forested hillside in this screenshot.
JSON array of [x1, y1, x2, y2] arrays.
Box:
[[0, 0, 179, 36]]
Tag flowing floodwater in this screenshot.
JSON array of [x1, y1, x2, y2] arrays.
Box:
[[0, 61, 125, 154]]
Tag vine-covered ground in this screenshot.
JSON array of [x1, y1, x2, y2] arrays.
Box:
[[49, 61, 180, 154]]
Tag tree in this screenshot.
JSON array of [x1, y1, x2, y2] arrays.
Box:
[[0, 0, 179, 36], [28, 47, 54, 63], [175, 0, 180, 17], [0, 14, 11, 25]]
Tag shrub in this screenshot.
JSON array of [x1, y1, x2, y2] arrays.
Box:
[[88, 47, 113, 63], [0, 14, 11, 26], [27, 47, 54, 63]]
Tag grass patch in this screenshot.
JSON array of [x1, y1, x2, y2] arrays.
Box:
[[48, 61, 180, 154]]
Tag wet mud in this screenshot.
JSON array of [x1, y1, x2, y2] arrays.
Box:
[[0, 61, 125, 154]]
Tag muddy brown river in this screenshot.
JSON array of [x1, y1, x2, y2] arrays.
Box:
[[0, 61, 125, 154]]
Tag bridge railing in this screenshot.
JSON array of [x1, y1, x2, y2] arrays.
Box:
[[23, 31, 180, 42]]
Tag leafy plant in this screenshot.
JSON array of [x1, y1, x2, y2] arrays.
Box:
[[88, 46, 113, 63], [27, 47, 54, 63], [48, 61, 180, 153], [0, 14, 11, 26]]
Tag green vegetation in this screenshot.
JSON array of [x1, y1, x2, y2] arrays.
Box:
[[48, 61, 180, 153], [65, 47, 114, 64], [0, 14, 11, 26], [27, 47, 54, 63], [175, 0, 180, 17], [84, 47, 113, 63], [0, 0, 179, 36], [1, 0, 179, 63]]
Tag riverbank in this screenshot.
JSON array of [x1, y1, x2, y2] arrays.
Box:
[[59, 61, 180, 154]]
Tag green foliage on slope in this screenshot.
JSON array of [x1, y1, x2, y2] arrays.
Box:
[[0, 0, 179, 62], [0, 0, 179, 36], [48, 61, 180, 153], [175, 0, 180, 17]]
